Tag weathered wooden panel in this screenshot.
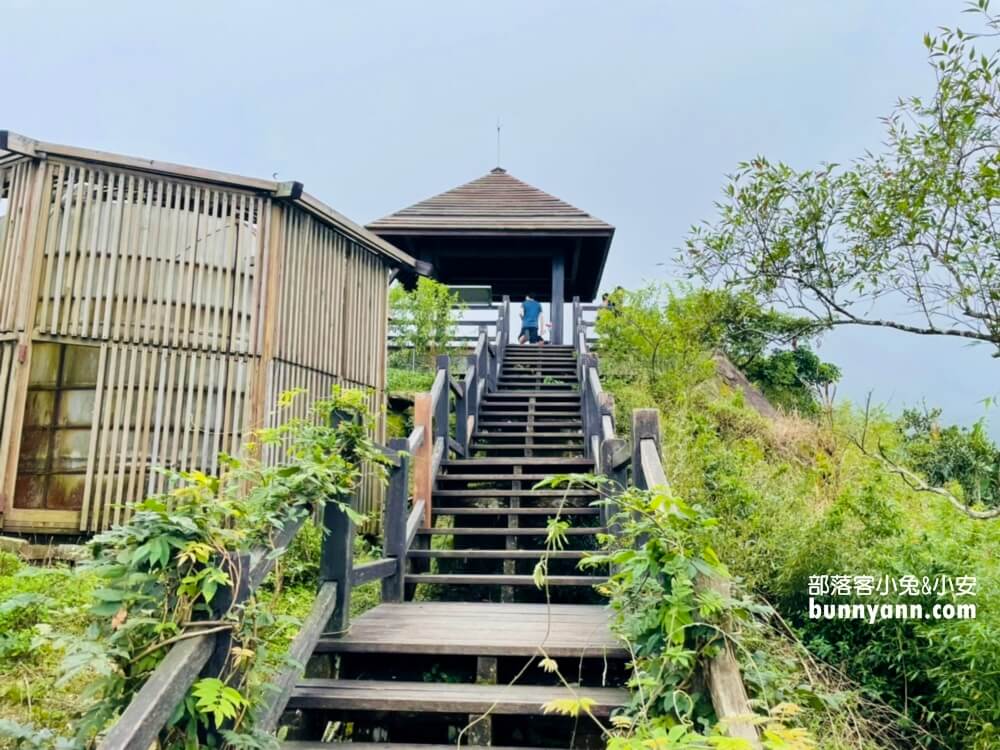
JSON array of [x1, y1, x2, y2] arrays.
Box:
[[1, 153, 395, 534], [31, 163, 269, 355], [79, 343, 256, 531], [275, 211, 347, 374], [0, 160, 37, 333], [0, 341, 15, 512], [264, 358, 385, 527], [274, 213, 390, 388]]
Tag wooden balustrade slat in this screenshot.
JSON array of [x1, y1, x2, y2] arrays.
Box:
[[406, 499, 426, 550], [97, 631, 214, 750], [351, 558, 398, 586], [639, 439, 667, 487], [407, 425, 425, 453], [255, 580, 338, 734], [429, 368, 446, 410]]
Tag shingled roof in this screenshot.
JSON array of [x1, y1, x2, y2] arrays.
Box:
[[367, 167, 613, 235]]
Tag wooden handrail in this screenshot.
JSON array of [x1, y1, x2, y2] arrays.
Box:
[[626, 409, 759, 744], [429, 367, 446, 410], [578, 295, 758, 742], [255, 580, 338, 733], [401, 303, 502, 534], [407, 425, 425, 453], [100, 402, 425, 748], [98, 631, 214, 750], [639, 438, 666, 487], [406, 499, 425, 549]]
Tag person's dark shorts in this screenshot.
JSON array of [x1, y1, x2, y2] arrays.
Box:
[[519, 326, 541, 343]]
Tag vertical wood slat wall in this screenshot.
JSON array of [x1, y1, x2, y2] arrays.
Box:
[[0, 154, 392, 533]]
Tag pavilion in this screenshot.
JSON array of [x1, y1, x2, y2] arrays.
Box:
[[367, 167, 614, 343]]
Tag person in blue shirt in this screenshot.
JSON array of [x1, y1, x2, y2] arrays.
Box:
[[518, 294, 545, 344]]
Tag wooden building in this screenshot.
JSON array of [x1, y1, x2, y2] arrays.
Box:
[[0, 131, 415, 534], [368, 167, 614, 343]]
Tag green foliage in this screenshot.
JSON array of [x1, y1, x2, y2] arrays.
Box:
[[14, 387, 391, 749], [386, 367, 436, 395], [594, 285, 839, 418], [389, 278, 464, 368], [743, 348, 839, 416], [536, 475, 822, 747], [897, 407, 1000, 507], [0, 557, 99, 749], [586, 484, 755, 729], [595, 288, 1000, 748], [684, 4, 1000, 355]]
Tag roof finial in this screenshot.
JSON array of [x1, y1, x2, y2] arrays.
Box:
[[496, 117, 502, 169]]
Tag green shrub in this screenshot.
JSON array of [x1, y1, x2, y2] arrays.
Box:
[[389, 278, 464, 369], [595, 287, 1000, 748]]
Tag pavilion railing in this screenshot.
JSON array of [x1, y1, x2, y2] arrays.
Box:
[[389, 297, 510, 352], [571, 295, 601, 352]]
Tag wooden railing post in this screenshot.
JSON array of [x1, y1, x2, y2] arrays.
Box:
[[202, 553, 251, 682], [382, 437, 409, 602], [580, 353, 598, 457], [600, 437, 627, 531], [455, 375, 469, 454], [457, 356, 477, 454], [480, 325, 495, 392], [413, 392, 433, 522], [631, 408, 661, 490], [500, 295, 510, 362], [320, 495, 353, 634], [434, 354, 450, 443], [572, 296, 581, 343]]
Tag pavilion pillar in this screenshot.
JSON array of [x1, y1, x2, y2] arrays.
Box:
[[551, 254, 565, 344]]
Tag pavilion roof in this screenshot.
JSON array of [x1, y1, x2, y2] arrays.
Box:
[[367, 167, 613, 235]]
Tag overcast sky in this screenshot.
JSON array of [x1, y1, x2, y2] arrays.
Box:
[[3, 1, 995, 433]]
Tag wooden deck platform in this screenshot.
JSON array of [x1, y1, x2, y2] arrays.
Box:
[[314, 602, 627, 658]]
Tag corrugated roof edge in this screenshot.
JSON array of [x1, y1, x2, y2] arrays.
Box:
[[0, 130, 416, 271]]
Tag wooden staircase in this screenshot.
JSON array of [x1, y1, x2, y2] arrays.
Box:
[[279, 344, 628, 749], [97, 300, 758, 750]]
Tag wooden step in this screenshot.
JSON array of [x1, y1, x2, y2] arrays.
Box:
[[443, 457, 594, 467], [486, 391, 581, 399], [433, 507, 599, 516], [498, 376, 578, 382], [408, 548, 592, 560], [470, 444, 583, 453], [407, 574, 607, 587], [477, 415, 581, 423], [312, 602, 625, 658], [474, 431, 584, 438], [503, 355, 576, 360], [436, 473, 578, 482], [497, 381, 577, 387], [418, 527, 604, 536], [471, 438, 584, 446], [477, 420, 582, 428], [480, 400, 581, 408], [284, 744, 544, 750], [433, 489, 598, 497], [288, 678, 625, 716], [501, 368, 578, 374]]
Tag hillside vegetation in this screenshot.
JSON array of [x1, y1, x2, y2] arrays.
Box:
[[594, 286, 1000, 749]]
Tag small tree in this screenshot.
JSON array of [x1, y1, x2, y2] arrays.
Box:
[[389, 278, 464, 369], [684, 3, 1000, 355]]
